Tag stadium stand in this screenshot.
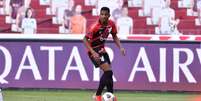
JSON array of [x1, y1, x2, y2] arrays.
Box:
[[0, 0, 200, 34]]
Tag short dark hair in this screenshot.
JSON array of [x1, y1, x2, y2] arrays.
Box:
[[25, 7, 33, 18], [100, 7, 110, 14]]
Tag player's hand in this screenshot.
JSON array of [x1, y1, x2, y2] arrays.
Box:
[[91, 51, 100, 60], [91, 51, 101, 64], [120, 47, 126, 56]]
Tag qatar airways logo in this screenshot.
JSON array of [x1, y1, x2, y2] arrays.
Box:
[[0, 45, 201, 84]]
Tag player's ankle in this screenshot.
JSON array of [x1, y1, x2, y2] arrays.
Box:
[[96, 95, 102, 101]]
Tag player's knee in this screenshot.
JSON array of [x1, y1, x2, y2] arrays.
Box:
[[100, 63, 111, 71]]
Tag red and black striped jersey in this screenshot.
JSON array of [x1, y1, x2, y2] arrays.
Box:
[[85, 20, 117, 52]]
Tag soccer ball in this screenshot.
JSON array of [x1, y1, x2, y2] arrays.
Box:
[[102, 92, 115, 101]]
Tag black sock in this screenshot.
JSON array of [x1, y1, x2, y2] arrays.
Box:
[[96, 72, 107, 96], [96, 70, 114, 96], [105, 71, 113, 93]]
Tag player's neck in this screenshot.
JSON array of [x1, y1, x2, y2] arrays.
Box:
[[100, 21, 108, 26], [99, 19, 108, 26]]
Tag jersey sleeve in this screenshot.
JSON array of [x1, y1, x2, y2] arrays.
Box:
[[85, 24, 94, 40], [85, 28, 93, 39]]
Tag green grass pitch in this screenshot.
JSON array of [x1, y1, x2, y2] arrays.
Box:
[[2, 89, 200, 101]]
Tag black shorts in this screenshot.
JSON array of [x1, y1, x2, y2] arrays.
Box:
[[88, 52, 111, 68]]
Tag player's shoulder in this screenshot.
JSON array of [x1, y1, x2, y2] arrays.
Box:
[[108, 20, 116, 25], [89, 21, 101, 32]]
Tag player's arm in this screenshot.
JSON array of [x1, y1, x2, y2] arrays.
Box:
[[83, 36, 99, 59], [111, 21, 126, 56], [83, 37, 94, 53], [112, 34, 126, 56]]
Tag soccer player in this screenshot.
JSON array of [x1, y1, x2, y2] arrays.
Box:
[[83, 7, 126, 101]]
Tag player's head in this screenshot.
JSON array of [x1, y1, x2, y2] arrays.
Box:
[[99, 7, 110, 25]]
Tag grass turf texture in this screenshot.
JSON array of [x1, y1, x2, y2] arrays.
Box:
[[2, 89, 200, 101]]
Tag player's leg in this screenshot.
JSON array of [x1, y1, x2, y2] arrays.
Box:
[[100, 52, 117, 101], [103, 64, 117, 101], [95, 63, 112, 101], [100, 63, 118, 101], [99, 63, 113, 93], [90, 52, 114, 101], [101, 53, 113, 93], [95, 64, 108, 101]]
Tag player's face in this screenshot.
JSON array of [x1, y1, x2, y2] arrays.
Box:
[[99, 10, 110, 24]]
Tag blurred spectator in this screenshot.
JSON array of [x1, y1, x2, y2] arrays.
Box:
[[143, 0, 165, 25], [21, 8, 37, 34], [93, 0, 123, 17], [10, 0, 24, 19], [141, 0, 165, 16], [116, 7, 133, 35], [0, 0, 11, 15], [59, 8, 74, 33], [12, 6, 26, 32], [69, 5, 86, 34], [158, 0, 181, 35], [0, 0, 4, 14], [141, 0, 151, 16], [111, 8, 122, 22], [16, 0, 31, 29], [50, 0, 67, 15], [52, 0, 74, 24], [151, 0, 165, 23], [50, 0, 74, 15], [85, 0, 96, 6], [128, 0, 143, 7], [11, 0, 31, 32]]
